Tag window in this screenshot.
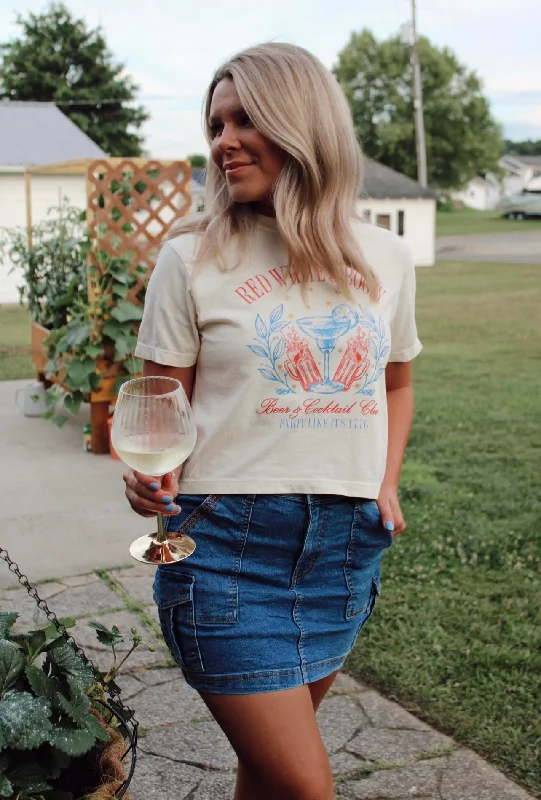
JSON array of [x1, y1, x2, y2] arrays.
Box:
[[376, 214, 391, 230], [398, 210, 405, 236]]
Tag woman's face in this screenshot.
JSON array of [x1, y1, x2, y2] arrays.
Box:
[[209, 78, 286, 216]]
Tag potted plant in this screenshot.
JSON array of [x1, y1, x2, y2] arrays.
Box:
[[0, 199, 148, 450], [0, 611, 146, 799]]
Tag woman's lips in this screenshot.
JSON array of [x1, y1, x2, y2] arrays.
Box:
[[224, 164, 253, 176]]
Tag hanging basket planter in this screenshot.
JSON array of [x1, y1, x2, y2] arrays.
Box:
[[0, 548, 139, 799]]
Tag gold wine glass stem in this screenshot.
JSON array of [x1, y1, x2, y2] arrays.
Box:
[[157, 512, 166, 544]]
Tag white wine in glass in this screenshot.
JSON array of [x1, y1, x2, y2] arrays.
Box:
[[112, 376, 197, 565]]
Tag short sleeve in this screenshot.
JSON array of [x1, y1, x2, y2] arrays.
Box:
[[135, 242, 200, 367], [389, 245, 423, 362]]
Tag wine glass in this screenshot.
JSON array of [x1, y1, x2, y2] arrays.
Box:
[[112, 376, 197, 565]]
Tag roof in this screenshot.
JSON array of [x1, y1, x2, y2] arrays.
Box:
[[516, 155, 541, 166], [0, 101, 106, 166], [362, 159, 436, 199], [500, 154, 541, 169]]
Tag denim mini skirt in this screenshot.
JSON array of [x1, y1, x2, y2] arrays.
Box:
[[153, 494, 393, 695]]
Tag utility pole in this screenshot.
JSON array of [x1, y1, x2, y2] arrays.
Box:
[[411, 0, 428, 187]]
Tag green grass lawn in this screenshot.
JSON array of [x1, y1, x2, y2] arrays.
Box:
[[0, 304, 34, 380], [436, 208, 541, 236], [346, 260, 541, 796]]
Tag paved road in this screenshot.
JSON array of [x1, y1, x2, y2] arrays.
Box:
[[1, 566, 534, 800], [436, 230, 541, 263]]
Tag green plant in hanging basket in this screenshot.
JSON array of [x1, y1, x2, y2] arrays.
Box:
[[0, 612, 148, 799]]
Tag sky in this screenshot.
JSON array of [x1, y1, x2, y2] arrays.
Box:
[[1, 0, 540, 158]]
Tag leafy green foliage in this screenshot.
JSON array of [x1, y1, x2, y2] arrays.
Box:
[[0, 202, 87, 330], [0, 614, 18, 640], [86, 622, 123, 648], [0, 613, 148, 798], [187, 154, 208, 168], [334, 29, 503, 189], [0, 3, 148, 155], [0, 181, 150, 426], [504, 138, 541, 156]]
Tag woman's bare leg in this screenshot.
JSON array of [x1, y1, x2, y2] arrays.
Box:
[[233, 669, 341, 798], [201, 685, 334, 800]]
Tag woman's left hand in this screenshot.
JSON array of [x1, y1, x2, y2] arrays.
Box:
[[377, 482, 406, 537]]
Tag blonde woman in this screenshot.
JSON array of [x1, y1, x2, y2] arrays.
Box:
[[123, 43, 422, 800]]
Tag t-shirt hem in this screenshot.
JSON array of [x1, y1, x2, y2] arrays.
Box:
[[177, 479, 381, 499], [389, 339, 423, 362], [134, 343, 198, 368]]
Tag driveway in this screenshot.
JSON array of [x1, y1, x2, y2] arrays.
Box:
[[436, 230, 541, 263], [0, 379, 148, 587]]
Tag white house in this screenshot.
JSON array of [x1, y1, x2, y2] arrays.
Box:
[[0, 101, 106, 304], [453, 173, 501, 211], [453, 155, 541, 211], [357, 160, 436, 267], [499, 154, 541, 196]]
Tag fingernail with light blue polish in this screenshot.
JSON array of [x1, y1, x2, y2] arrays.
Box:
[[150, 482, 159, 491], [385, 521, 395, 531], [162, 495, 173, 504], [165, 503, 175, 512]]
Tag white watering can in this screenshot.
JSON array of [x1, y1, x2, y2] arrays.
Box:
[[15, 382, 48, 417]]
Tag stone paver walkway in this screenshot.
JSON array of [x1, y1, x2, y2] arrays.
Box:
[[0, 564, 534, 800]]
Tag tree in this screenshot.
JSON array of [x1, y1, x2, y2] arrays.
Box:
[[187, 154, 208, 168], [333, 29, 503, 190], [0, 3, 148, 156], [504, 139, 541, 156]]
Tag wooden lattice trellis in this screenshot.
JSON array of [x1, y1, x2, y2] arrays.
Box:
[[86, 158, 192, 304], [27, 157, 192, 453]]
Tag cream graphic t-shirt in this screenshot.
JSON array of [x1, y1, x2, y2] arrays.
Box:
[[135, 216, 422, 498]]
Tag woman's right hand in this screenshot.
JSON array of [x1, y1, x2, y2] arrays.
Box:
[[123, 470, 181, 518]]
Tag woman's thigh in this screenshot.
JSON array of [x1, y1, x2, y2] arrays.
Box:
[[200, 686, 334, 800]]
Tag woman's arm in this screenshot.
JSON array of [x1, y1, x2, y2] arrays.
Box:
[[377, 361, 415, 536], [123, 360, 196, 517]]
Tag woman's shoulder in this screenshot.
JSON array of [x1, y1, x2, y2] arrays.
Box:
[[351, 218, 413, 268]]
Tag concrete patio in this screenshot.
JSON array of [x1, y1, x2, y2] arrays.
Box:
[[0, 378, 534, 799]]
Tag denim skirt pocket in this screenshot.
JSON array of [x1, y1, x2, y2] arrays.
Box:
[[344, 500, 393, 620], [153, 570, 204, 673], [161, 494, 255, 626]]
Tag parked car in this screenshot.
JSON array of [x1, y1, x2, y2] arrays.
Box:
[[497, 191, 541, 220]]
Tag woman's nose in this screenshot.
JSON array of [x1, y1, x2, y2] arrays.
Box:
[[218, 123, 241, 151]]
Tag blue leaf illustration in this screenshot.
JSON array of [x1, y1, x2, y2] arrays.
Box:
[[369, 339, 378, 359], [271, 321, 290, 333], [277, 388, 293, 395], [378, 316, 386, 338], [273, 338, 285, 361], [380, 345, 390, 359], [255, 314, 267, 339], [247, 344, 268, 358], [374, 366, 385, 380], [269, 305, 284, 327], [259, 368, 279, 382], [358, 305, 376, 325], [359, 388, 375, 397]]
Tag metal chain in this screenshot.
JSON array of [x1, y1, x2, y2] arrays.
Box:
[[0, 546, 120, 702]]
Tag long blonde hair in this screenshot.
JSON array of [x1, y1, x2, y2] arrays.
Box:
[[168, 43, 379, 300]]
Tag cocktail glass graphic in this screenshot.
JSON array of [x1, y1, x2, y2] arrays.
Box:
[[297, 305, 360, 394]]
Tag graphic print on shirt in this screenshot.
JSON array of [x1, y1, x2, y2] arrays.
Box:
[[247, 303, 389, 397]]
